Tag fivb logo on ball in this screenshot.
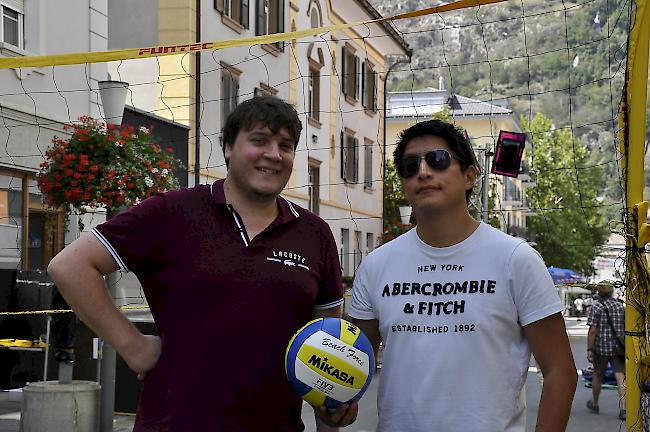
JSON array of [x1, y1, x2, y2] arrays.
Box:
[[286, 318, 375, 409]]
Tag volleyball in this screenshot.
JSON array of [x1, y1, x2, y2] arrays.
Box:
[[285, 317, 375, 409]]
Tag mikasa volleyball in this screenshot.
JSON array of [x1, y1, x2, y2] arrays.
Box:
[[285, 317, 375, 409]]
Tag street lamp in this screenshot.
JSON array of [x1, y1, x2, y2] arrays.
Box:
[[98, 81, 129, 126], [399, 205, 412, 225], [97, 79, 128, 432]]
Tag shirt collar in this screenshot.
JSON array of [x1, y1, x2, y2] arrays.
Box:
[[211, 179, 299, 225]]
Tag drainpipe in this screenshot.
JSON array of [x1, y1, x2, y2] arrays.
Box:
[[381, 53, 411, 235], [195, 0, 201, 186]]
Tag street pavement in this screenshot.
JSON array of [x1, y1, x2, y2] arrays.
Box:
[[0, 317, 628, 431]]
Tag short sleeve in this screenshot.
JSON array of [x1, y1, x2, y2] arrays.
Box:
[[313, 223, 344, 310], [587, 304, 600, 326], [508, 243, 564, 326], [347, 258, 376, 320], [92, 193, 166, 273]]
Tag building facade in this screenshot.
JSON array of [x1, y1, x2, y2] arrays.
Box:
[[0, 0, 111, 387], [107, 0, 410, 277]]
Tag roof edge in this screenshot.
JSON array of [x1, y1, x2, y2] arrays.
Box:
[[353, 0, 411, 56]]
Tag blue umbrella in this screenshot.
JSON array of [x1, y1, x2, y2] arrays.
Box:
[[548, 266, 583, 284]]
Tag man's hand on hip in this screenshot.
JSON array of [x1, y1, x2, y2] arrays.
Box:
[[120, 334, 161, 380]]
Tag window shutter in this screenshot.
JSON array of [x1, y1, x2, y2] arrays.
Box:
[[368, 146, 373, 186], [373, 71, 378, 111], [341, 46, 347, 96], [277, 0, 284, 33], [215, 0, 224, 12], [361, 61, 367, 108], [354, 137, 359, 182], [340, 130, 346, 180], [277, 0, 285, 50], [354, 56, 360, 101], [233, 80, 240, 112], [256, 0, 267, 35], [222, 73, 231, 124], [242, 0, 249, 28], [313, 71, 320, 120]]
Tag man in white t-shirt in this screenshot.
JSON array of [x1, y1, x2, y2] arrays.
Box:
[[348, 120, 577, 432], [574, 297, 585, 319]]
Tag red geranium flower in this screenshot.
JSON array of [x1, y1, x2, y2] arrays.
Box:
[[37, 116, 182, 229]]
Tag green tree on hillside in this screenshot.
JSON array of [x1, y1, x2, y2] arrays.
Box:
[[522, 113, 609, 275]]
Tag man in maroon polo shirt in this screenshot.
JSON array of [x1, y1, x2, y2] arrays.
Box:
[[48, 96, 357, 431]]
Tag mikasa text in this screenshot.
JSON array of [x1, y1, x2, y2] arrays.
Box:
[[308, 355, 356, 385]]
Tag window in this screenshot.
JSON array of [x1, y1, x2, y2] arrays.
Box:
[[308, 158, 320, 215], [1, 4, 23, 49], [366, 232, 374, 255], [340, 129, 358, 183], [354, 230, 362, 271], [256, 0, 284, 49], [308, 64, 320, 121], [361, 61, 378, 112], [504, 177, 521, 202], [363, 139, 373, 189], [215, 0, 249, 28], [221, 63, 241, 128], [341, 228, 349, 277], [254, 82, 278, 97], [341, 45, 359, 101]]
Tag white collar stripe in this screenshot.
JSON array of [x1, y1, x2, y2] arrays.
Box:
[[91, 228, 129, 272], [313, 298, 344, 310], [227, 204, 250, 247], [285, 199, 300, 218]]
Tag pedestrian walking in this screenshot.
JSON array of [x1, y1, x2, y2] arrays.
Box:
[[586, 282, 626, 420]]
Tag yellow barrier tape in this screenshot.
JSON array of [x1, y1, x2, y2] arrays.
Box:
[[0, 305, 150, 316], [0, 0, 506, 70], [0, 339, 46, 348]]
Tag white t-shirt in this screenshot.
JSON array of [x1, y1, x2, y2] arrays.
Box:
[[574, 298, 584, 311], [348, 223, 563, 432]]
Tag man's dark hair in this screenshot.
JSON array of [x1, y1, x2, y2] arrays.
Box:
[[222, 96, 302, 155], [393, 119, 479, 203]]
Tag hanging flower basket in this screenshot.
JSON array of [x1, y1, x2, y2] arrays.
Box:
[[37, 116, 181, 223]]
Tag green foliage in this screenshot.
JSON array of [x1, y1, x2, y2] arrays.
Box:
[[487, 179, 501, 229], [381, 159, 411, 244], [522, 113, 609, 275]]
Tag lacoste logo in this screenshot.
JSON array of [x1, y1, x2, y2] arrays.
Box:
[[267, 250, 310, 270]]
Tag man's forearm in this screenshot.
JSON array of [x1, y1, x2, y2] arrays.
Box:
[[535, 368, 577, 431], [48, 258, 143, 357]]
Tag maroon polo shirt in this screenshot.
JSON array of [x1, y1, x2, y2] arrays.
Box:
[[92, 179, 343, 432]]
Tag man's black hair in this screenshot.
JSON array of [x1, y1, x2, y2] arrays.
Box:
[[393, 119, 479, 203], [222, 96, 302, 156]]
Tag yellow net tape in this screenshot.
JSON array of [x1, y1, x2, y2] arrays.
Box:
[[0, 339, 46, 348], [0, 0, 506, 70], [0, 305, 150, 316]]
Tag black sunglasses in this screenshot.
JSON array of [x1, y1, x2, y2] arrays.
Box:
[[399, 149, 465, 178]]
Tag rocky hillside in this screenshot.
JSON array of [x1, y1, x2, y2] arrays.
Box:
[[370, 0, 634, 213]]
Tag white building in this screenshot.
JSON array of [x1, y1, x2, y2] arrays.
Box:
[[0, 0, 109, 274], [592, 233, 625, 282]]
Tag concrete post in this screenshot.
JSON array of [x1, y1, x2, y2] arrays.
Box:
[[20, 381, 100, 432]]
